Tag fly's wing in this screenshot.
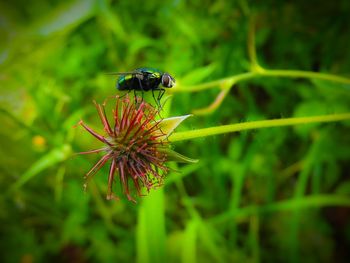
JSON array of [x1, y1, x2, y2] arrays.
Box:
[[112, 71, 146, 90], [105, 72, 137, 76], [107, 69, 154, 90], [106, 71, 145, 80]]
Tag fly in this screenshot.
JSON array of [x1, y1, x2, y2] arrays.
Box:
[[111, 67, 175, 108]]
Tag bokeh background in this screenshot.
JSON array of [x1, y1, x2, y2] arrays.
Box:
[[1, 0, 350, 262]]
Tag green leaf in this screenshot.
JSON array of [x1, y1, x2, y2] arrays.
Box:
[[157, 115, 192, 139], [11, 144, 72, 190], [165, 149, 199, 164], [180, 63, 217, 85], [34, 0, 95, 36], [181, 219, 198, 263], [137, 189, 166, 263]]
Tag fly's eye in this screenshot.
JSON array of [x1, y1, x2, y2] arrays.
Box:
[[162, 73, 175, 88]]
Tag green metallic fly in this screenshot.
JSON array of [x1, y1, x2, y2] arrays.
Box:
[[113, 67, 175, 107]]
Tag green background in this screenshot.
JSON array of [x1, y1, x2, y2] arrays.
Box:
[[1, 0, 350, 262]]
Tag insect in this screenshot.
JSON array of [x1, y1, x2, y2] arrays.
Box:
[[113, 67, 175, 107]]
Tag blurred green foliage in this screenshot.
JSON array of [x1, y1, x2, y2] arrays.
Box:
[[1, 0, 350, 262]]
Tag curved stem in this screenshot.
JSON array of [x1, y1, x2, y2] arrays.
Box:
[[169, 113, 350, 142], [247, 15, 263, 72], [173, 72, 256, 93], [173, 69, 350, 93], [192, 88, 230, 115]]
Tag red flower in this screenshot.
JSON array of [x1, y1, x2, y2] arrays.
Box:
[[78, 96, 195, 202]]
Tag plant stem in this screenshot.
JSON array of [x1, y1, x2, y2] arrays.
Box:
[[173, 69, 350, 93], [260, 69, 350, 84], [169, 113, 350, 142]]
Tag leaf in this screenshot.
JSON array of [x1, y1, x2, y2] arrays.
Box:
[[157, 115, 192, 139], [180, 63, 217, 85], [137, 189, 166, 263], [165, 149, 199, 164], [181, 219, 198, 263], [34, 0, 95, 36], [12, 144, 72, 190]]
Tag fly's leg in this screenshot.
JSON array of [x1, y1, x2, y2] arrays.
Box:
[[157, 88, 165, 102], [133, 89, 137, 103], [153, 88, 165, 110], [118, 90, 130, 99], [158, 89, 166, 110], [151, 89, 159, 108], [137, 78, 145, 105]]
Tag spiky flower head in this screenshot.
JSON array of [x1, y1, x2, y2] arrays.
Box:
[[78, 95, 195, 202]]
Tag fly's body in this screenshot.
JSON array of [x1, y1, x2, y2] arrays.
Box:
[[114, 67, 175, 107]]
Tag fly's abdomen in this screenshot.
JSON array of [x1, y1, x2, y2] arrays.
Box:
[[117, 75, 134, 90]]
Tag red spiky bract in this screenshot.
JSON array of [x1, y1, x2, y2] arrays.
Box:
[[78, 96, 169, 202]]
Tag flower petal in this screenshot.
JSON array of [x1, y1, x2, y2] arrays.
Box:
[[156, 115, 192, 139], [162, 148, 199, 164]]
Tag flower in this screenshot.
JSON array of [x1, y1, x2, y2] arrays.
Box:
[[78, 95, 195, 202]]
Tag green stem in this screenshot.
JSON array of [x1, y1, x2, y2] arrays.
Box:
[[173, 68, 350, 93], [247, 15, 263, 73], [169, 113, 350, 142], [174, 72, 256, 92], [260, 69, 350, 84]]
